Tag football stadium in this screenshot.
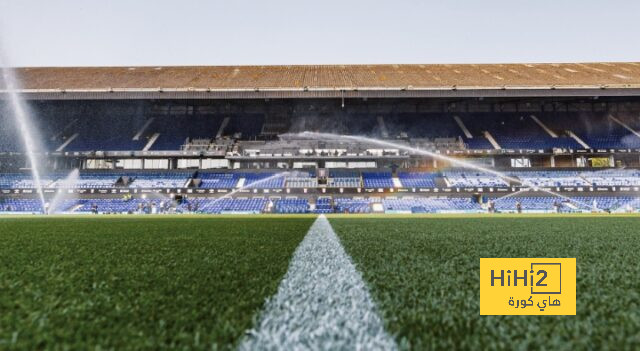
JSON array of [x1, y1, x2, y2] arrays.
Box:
[[1, 63, 640, 349], [2, 64, 640, 215]]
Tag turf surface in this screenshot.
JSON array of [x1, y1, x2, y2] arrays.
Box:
[[0, 217, 314, 349], [331, 217, 640, 350]]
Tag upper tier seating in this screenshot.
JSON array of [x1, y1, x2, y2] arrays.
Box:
[[538, 113, 640, 149], [5, 101, 640, 153], [617, 115, 640, 129], [344, 114, 380, 136], [5, 106, 640, 153], [224, 114, 266, 139], [64, 114, 147, 151], [464, 137, 495, 149], [386, 113, 462, 139], [149, 115, 224, 151], [459, 113, 580, 150], [584, 135, 640, 149], [496, 135, 580, 150]]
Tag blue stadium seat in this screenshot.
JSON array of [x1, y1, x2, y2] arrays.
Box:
[[398, 172, 437, 188], [327, 170, 361, 188], [128, 172, 192, 188], [383, 198, 482, 213], [362, 172, 394, 188], [241, 173, 285, 189], [443, 170, 508, 187], [314, 197, 334, 214], [198, 173, 240, 189], [180, 198, 267, 214], [0, 199, 44, 213], [274, 198, 309, 213], [334, 198, 371, 213]]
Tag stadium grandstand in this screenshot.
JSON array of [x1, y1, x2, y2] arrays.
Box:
[[1, 63, 640, 214]]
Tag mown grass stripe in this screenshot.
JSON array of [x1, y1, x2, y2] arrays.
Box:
[[239, 215, 397, 350], [332, 217, 640, 350], [0, 217, 313, 349]]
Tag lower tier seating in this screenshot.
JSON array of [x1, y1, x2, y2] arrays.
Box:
[[362, 172, 394, 188], [274, 198, 310, 213], [443, 170, 509, 187], [398, 172, 437, 188], [383, 198, 481, 213], [490, 196, 639, 212], [242, 173, 286, 189], [333, 198, 371, 213], [1, 195, 639, 214], [181, 198, 268, 214], [314, 197, 334, 213], [128, 173, 192, 188], [327, 170, 361, 188], [198, 173, 240, 189], [0, 199, 44, 212]]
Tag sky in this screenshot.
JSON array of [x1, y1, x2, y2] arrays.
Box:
[[0, 0, 639, 67]]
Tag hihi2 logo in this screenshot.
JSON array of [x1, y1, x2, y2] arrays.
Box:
[[480, 258, 576, 315]]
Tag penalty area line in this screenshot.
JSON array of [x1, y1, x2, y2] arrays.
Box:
[[239, 215, 397, 350]]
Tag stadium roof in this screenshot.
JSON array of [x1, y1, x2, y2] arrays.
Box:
[[4, 62, 640, 99]]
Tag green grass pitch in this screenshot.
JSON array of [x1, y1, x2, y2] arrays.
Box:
[[1, 214, 639, 349], [331, 217, 640, 350], [0, 217, 314, 349]]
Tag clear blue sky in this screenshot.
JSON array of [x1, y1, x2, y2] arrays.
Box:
[[1, 0, 639, 67]]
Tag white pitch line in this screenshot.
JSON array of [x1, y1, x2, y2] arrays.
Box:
[[239, 215, 397, 351]]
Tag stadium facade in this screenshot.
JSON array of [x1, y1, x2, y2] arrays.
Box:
[[1, 63, 640, 214]]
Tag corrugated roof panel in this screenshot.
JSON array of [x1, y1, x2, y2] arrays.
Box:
[[3, 63, 640, 92]]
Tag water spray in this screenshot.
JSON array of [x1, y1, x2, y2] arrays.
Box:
[[47, 168, 80, 214], [287, 131, 596, 209], [198, 171, 298, 212], [0, 50, 47, 212]]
